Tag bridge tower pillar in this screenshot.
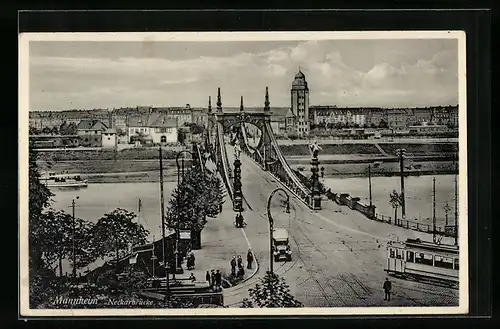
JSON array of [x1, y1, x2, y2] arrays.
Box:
[[232, 96, 244, 212], [310, 150, 322, 210], [262, 87, 271, 170]]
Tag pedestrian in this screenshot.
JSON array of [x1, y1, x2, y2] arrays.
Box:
[[205, 271, 211, 284], [190, 252, 196, 269], [189, 272, 196, 282], [237, 255, 243, 268], [383, 278, 392, 301], [230, 256, 237, 276], [211, 270, 216, 289], [237, 264, 245, 277], [247, 249, 254, 269], [215, 270, 222, 291]]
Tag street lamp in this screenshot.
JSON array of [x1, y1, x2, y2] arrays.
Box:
[[266, 188, 291, 274], [175, 150, 195, 278]]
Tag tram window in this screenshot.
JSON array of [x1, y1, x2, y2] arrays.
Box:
[[407, 251, 414, 263], [396, 249, 403, 259], [415, 253, 433, 266], [389, 249, 395, 258], [454, 258, 459, 270], [434, 255, 453, 269]]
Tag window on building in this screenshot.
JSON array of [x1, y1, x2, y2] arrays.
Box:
[[434, 255, 454, 269], [415, 252, 434, 266], [406, 251, 414, 263], [454, 258, 459, 270]]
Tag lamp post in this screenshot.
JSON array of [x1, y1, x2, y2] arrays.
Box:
[[158, 146, 169, 295], [175, 150, 194, 278], [396, 148, 406, 219], [266, 188, 290, 274], [71, 196, 79, 278]]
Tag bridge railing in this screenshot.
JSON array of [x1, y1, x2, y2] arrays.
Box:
[[264, 122, 312, 208], [240, 123, 264, 163], [215, 120, 234, 200]]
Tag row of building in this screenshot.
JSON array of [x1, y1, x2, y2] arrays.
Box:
[[29, 69, 459, 140]]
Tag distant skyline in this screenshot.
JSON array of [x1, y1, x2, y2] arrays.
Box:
[[29, 38, 459, 111]]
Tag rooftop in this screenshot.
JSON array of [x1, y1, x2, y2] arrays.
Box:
[[128, 113, 178, 128]]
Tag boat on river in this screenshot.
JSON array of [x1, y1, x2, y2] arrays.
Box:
[[40, 172, 88, 189]]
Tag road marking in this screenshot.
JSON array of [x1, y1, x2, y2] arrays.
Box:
[[240, 227, 253, 250]]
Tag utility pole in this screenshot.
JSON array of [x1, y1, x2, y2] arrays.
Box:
[[432, 177, 436, 244], [151, 235, 156, 278], [454, 161, 458, 246], [368, 164, 373, 207], [159, 146, 169, 293], [398, 149, 406, 219]]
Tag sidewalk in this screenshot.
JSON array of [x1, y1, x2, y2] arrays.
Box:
[[180, 198, 258, 294]]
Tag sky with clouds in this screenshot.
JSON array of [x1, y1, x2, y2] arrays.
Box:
[[29, 39, 458, 110]]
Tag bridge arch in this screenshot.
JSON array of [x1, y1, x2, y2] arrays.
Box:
[[206, 87, 320, 210]]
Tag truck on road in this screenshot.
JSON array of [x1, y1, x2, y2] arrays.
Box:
[[273, 228, 292, 262]]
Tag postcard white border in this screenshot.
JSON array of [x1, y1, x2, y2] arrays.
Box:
[[19, 31, 468, 317]]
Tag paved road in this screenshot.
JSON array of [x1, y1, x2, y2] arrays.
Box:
[[224, 147, 459, 307]]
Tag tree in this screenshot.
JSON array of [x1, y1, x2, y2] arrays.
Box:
[[379, 119, 388, 129], [28, 142, 55, 307], [29, 126, 40, 135], [29, 142, 54, 270], [178, 129, 187, 145], [51, 126, 59, 135], [73, 218, 98, 270], [389, 190, 403, 224], [166, 167, 226, 251], [244, 271, 303, 308], [189, 123, 205, 135], [38, 209, 74, 276], [67, 122, 78, 135], [42, 127, 51, 134], [92, 209, 149, 270], [59, 121, 69, 135]]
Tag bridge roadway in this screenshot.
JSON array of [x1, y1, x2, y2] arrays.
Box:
[[223, 144, 459, 307]]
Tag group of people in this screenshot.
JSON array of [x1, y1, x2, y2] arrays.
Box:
[[186, 251, 196, 270], [205, 269, 223, 292], [235, 213, 245, 228], [230, 250, 254, 278]]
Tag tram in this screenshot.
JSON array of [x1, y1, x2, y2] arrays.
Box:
[[385, 238, 459, 286]]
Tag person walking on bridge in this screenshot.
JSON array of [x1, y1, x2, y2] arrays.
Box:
[[247, 249, 254, 270], [230, 256, 237, 276], [383, 278, 392, 301]]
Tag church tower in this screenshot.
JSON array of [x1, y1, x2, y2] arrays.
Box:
[[290, 68, 310, 136]]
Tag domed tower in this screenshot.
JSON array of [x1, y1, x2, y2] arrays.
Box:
[[291, 69, 310, 136]]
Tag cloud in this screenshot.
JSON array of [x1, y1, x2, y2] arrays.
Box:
[[29, 39, 459, 110]]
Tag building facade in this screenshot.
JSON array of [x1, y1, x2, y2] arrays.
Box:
[[127, 113, 178, 144], [101, 128, 118, 149], [77, 119, 108, 135], [290, 70, 310, 136]]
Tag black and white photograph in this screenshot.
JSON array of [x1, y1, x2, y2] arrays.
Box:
[[19, 31, 468, 316]]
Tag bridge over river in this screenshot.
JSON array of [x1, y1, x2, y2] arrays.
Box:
[[200, 88, 459, 307]]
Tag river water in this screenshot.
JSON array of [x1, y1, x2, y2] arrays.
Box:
[[48, 175, 457, 240]]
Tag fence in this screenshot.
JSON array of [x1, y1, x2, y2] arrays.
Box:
[[326, 191, 455, 238]]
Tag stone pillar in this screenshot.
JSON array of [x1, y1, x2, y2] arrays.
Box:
[[310, 151, 322, 210]]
